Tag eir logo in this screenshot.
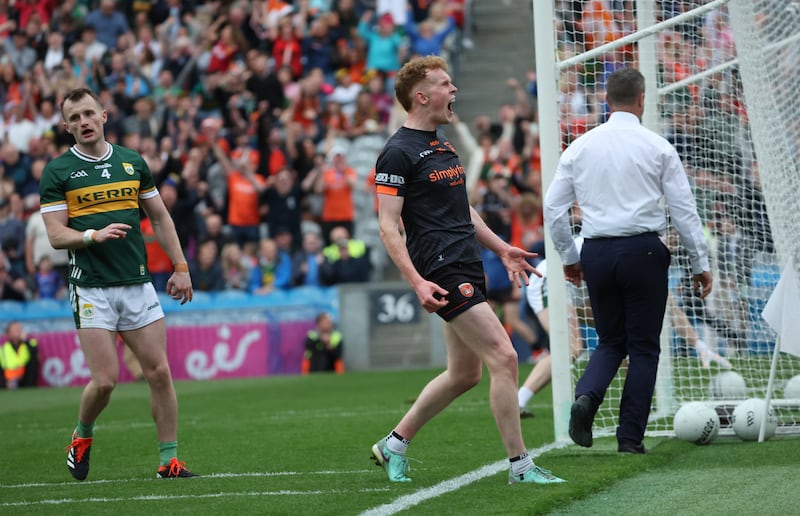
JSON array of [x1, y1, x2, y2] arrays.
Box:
[[458, 283, 474, 298]]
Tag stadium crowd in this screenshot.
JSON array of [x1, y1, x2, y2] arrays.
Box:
[[0, 0, 473, 301]]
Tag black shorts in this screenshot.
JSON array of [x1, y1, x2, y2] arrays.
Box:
[[427, 261, 488, 322]]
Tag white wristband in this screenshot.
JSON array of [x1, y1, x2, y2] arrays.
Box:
[[83, 229, 96, 245]]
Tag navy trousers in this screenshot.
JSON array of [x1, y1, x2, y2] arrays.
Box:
[[576, 232, 670, 445]]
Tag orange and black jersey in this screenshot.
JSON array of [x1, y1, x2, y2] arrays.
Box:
[[375, 127, 481, 277]]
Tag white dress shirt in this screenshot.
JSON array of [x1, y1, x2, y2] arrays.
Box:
[[544, 111, 710, 274]]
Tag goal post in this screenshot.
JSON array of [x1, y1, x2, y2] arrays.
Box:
[[534, 0, 800, 442]]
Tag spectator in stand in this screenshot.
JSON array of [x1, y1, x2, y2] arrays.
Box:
[[404, 5, 456, 59], [272, 15, 305, 80], [321, 224, 368, 263], [302, 312, 345, 374], [132, 24, 163, 83], [79, 25, 108, 66], [33, 254, 65, 300], [141, 214, 174, 293], [285, 70, 326, 140], [1, 142, 32, 195], [249, 237, 293, 294], [32, 96, 61, 138], [211, 134, 267, 248], [245, 50, 286, 119], [220, 241, 253, 291], [357, 10, 406, 92], [326, 68, 362, 121], [123, 96, 160, 139], [4, 29, 37, 78], [272, 226, 296, 256], [316, 146, 357, 241], [42, 30, 66, 73], [0, 250, 24, 301], [292, 229, 326, 287], [25, 205, 69, 286], [5, 94, 38, 155], [206, 20, 247, 75], [201, 212, 232, 252], [261, 167, 305, 247], [303, 13, 340, 84], [334, 0, 361, 39], [364, 70, 393, 125], [84, 0, 131, 50], [350, 89, 385, 137], [0, 320, 39, 389], [229, 129, 261, 180], [511, 192, 544, 253], [320, 234, 371, 285], [190, 239, 225, 292], [320, 99, 351, 140], [0, 196, 24, 275], [99, 50, 151, 99]]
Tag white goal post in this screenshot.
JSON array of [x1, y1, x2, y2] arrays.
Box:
[[533, 0, 800, 442]]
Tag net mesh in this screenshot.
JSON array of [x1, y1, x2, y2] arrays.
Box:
[[544, 0, 800, 438]]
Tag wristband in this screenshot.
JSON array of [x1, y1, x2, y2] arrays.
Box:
[[83, 229, 96, 245], [174, 262, 189, 273]]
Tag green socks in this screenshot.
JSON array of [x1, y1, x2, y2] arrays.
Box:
[[159, 441, 178, 466], [76, 420, 95, 438]]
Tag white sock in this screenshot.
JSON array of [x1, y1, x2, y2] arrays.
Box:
[[386, 431, 410, 455], [518, 386, 533, 409], [695, 339, 709, 354], [510, 452, 534, 476]]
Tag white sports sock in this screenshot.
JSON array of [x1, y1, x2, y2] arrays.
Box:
[[386, 432, 410, 455], [510, 452, 534, 476], [518, 386, 534, 409]]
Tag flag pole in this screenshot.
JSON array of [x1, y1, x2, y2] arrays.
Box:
[[759, 335, 780, 442]]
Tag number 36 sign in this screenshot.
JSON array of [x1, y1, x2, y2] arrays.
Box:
[[371, 290, 420, 324]]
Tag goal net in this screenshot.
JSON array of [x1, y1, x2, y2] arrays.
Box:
[[534, 0, 800, 440]]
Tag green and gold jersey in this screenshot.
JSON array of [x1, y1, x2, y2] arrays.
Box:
[[40, 142, 157, 287]]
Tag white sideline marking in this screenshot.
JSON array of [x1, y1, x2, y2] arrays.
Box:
[[0, 470, 374, 489], [1, 488, 391, 508], [360, 441, 571, 516]]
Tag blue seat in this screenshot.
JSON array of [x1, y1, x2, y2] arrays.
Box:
[[189, 291, 213, 306], [259, 289, 292, 307], [0, 300, 25, 319], [211, 290, 252, 309], [26, 298, 70, 318], [289, 286, 329, 305]]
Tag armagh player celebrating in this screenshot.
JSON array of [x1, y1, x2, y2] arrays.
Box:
[[370, 56, 565, 485], [40, 88, 197, 480]]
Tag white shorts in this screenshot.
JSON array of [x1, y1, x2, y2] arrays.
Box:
[[70, 283, 165, 331]]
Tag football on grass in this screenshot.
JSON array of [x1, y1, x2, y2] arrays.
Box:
[[673, 401, 720, 445], [731, 398, 778, 441]]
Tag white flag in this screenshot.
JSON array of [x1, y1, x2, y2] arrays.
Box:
[[762, 257, 800, 358]]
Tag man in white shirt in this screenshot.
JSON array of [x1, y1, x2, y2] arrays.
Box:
[[544, 67, 712, 454]]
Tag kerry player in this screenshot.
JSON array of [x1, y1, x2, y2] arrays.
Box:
[[40, 88, 197, 480]]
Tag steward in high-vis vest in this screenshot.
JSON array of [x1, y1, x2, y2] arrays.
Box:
[[302, 312, 344, 374], [1, 321, 39, 389]]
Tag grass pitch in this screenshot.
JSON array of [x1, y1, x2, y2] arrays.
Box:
[[1, 366, 798, 515]]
